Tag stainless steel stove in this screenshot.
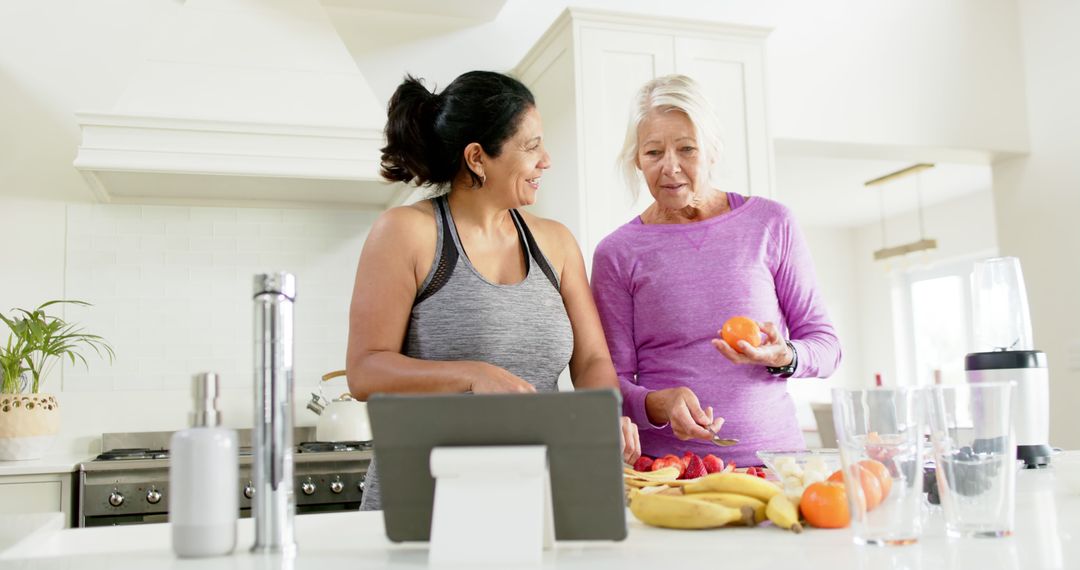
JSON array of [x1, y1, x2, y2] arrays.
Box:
[[77, 428, 372, 527]]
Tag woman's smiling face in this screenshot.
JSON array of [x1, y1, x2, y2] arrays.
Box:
[[635, 109, 710, 210], [481, 106, 551, 207]]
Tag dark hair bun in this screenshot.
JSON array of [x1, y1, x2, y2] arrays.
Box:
[[380, 76, 442, 185]]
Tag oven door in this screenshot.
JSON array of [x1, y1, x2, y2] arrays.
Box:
[[77, 460, 369, 527]]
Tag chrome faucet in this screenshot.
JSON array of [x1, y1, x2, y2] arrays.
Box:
[[252, 272, 297, 554]]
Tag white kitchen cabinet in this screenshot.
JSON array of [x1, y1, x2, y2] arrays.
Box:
[[514, 9, 773, 269], [0, 473, 73, 525]]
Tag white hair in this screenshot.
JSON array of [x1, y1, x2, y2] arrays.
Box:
[[617, 74, 724, 200]]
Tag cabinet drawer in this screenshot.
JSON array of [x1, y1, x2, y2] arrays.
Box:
[[0, 480, 62, 514]]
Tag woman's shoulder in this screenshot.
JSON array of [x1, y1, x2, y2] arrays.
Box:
[[368, 199, 436, 247], [516, 209, 576, 255], [741, 194, 796, 223]]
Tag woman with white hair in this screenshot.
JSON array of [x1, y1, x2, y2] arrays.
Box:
[[590, 74, 842, 468]]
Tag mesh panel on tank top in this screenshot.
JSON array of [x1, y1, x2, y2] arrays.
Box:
[[414, 197, 459, 305]]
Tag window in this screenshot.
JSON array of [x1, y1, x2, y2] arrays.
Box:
[[894, 252, 995, 386]]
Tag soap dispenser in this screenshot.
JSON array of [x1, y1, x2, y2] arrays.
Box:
[[170, 372, 239, 557]]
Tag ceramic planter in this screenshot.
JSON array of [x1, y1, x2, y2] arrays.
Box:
[[0, 393, 60, 461]]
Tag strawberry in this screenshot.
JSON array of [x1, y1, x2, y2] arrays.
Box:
[[650, 457, 672, 471], [702, 454, 724, 474], [666, 454, 687, 478], [682, 454, 707, 480], [652, 454, 684, 477], [681, 451, 695, 470], [633, 455, 654, 472]]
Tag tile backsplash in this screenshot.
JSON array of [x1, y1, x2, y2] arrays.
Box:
[[62, 203, 377, 394]]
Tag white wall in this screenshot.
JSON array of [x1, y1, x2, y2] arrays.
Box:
[[850, 189, 998, 388], [787, 186, 997, 432], [333, 0, 1029, 156], [788, 225, 860, 428], [0, 201, 375, 454], [992, 1, 1080, 449]]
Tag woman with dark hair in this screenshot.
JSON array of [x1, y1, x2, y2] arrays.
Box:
[[346, 71, 640, 511]]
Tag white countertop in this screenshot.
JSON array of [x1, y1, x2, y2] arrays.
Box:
[[0, 452, 95, 476], [3, 453, 1079, 569]]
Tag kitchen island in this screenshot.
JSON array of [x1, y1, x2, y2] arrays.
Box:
[[3, 453, 1078, 569]]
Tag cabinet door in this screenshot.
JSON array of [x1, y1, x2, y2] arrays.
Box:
[[676, 36, 773, 198], [0, 480, 62, 514], [578, 28, 675, 267]]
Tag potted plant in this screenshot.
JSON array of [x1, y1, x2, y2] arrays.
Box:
[[0, 300, 114, 461]]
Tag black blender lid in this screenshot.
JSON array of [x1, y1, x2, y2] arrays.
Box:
[[965, 350, 1047, 370]]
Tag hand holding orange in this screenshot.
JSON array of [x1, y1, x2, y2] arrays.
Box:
[[721, 316, 762, 353]]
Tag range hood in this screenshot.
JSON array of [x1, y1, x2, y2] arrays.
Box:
[[74, 0, 410, 208]]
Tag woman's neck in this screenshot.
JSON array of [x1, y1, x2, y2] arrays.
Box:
[[642, 189, 730, 225], [445, 186, 515, 237]]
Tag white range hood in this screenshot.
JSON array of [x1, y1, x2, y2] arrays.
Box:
[[74, 0, 409, 208]]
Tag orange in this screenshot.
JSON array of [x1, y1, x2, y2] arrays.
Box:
[[721, 316, 762, 353], [828, 465, 883, 511], [858, 459, 893, 500], [800, 481, 850, 528]]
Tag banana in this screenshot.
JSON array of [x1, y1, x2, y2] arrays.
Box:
[[685, 492, 767, 524], [637, 484, 683, 497], [625, 478, 681, 489], [765, 494, 803, 533], [682, 472, 782, 502], [629, 491, 754, 529], [623, 466, 681, 482]]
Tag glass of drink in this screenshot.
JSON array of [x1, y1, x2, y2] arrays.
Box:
[[832, 387, 926, 546], [929, 382, 1016, 538]]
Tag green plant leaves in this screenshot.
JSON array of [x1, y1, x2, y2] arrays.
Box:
[[0, 300, 115, 394]]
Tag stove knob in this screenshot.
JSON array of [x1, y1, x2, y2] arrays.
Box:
[[146, 487, 162, 504], [243, 483, 255, 499], [357, 480, 365, 493], [301, 478, 316, 496], [330, 479, 344, 494], [108, 490, 125, 507]]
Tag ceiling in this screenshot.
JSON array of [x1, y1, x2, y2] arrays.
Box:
[[774, 154, 993, 229]]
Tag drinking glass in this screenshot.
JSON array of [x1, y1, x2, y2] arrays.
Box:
[[971, 256, 1033, 351], [832, 387, 925, 546], [929, 382, 1017, 538]]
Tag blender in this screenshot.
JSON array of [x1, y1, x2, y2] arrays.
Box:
[[964, 256, 1052, 468]]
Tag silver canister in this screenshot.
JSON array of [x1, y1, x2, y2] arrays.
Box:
[[252, 272, 297, 554]]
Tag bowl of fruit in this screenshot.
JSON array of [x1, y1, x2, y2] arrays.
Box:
[[756, 449, 841, 501]]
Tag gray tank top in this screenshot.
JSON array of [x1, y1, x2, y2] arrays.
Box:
[[360, 195, 574, 510]]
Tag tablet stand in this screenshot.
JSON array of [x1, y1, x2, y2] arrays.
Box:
[[428, 445, 554, 566]]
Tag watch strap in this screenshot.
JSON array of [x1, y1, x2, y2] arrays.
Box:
[[766, 340, 797, 378]]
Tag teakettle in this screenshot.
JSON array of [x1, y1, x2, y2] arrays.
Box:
[[307, 370, 373, 443]]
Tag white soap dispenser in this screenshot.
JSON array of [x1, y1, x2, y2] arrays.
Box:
[[170, 372, 239, 557]]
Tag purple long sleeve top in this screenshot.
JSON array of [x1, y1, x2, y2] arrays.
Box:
[[590, 193, 842, 467]]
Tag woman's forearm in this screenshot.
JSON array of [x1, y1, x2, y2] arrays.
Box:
[[346, 351, 476, 400], [569, 354, 619, 390]]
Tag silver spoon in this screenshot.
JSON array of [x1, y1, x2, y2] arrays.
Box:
[[705, 426, 739, 446]]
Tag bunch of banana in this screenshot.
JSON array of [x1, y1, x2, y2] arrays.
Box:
[[628, 490, 755, 529], [628, 471, 804, 532]]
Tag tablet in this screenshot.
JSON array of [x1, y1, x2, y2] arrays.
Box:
[[367, 389, 628, 542]]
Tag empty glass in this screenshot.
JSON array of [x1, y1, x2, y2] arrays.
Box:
[[929, 382, 1017, 538], [971, 257, 1033, 351], [832, 387, 926, 546]]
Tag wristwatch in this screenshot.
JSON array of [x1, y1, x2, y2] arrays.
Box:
[[766, 340, 798, 378]]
